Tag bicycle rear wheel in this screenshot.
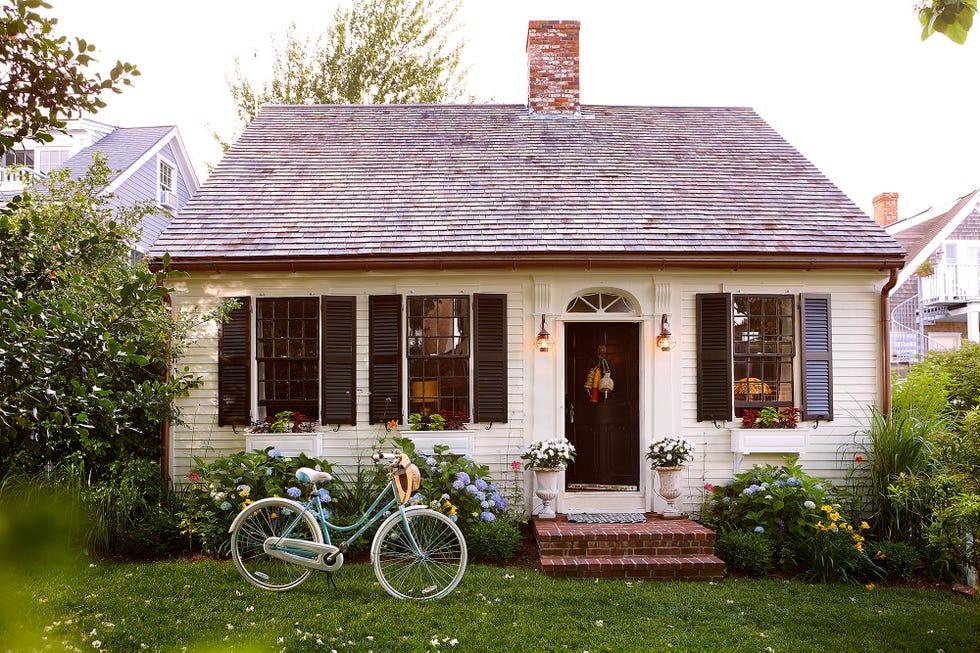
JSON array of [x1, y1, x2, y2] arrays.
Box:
[[230, 497, 322, 591], [371, 508, 467, 600]]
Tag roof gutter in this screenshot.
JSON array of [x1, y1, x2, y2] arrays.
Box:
[[880, 267, 899, 415], [148, 252, 906, 273]]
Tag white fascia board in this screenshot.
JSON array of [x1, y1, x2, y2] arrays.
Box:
[[168, 127, 201, 193], [893, 192, 980, 289], [103, 127, 178, 195]]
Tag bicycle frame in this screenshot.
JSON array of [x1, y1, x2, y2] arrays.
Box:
[[260, 472, 427, 572]]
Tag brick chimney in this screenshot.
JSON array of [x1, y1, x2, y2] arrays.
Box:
[[527, 20, 580, 116], [872, 192, 899, 227]]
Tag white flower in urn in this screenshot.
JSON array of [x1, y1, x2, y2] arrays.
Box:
[[646, 437, 694, 468], [521, 437, 576, 470]]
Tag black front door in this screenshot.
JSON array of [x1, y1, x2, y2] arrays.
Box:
[[564, 322, 640, 490]]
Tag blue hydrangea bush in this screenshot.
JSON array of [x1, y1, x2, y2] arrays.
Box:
[[179, 447, 334, 556], [393, 436, 511, 533], [702, 456, 833, 545]]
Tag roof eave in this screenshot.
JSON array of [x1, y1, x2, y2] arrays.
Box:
[[149, 251, 906, 273]]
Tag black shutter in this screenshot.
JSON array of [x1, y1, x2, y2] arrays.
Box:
[[218, 296, 251, 426], [369, 295, 402, 424], [696, 293, 733, 422], [801, 293, 833, 421], [321, 296, 356, 425], [473, 293, 508, 423]]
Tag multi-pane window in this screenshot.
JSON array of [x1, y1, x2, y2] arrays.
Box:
[[159, 160, 174, 193], [2, 149, 35, 168], [37, 148, 69, 173], [256, 298, 319, 419], [407, 296, 470, 420], [732, 295, 795, 415]]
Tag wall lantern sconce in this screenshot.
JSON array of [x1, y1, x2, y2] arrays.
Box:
[[536, 314, 552, 353], [657, 314, 676, 352]]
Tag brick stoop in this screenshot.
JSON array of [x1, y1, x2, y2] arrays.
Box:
[[534, 514, 726, 581]]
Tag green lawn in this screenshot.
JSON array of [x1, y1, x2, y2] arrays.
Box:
[[1, 559, 977, 652]]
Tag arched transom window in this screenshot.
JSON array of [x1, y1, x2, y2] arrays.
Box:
[[566, 291, 636, 314]]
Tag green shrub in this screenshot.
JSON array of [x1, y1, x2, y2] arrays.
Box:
[[702, 456, 832, 547], [849, 406, 938, 542], [784, 506, 881, 583], [88, 459, 183, 557], [0, 459, 183, 559], [467, 520, 523, 562], [714, 531, 774, 576], [872, 540, 921, 581], [179, 448, 333, 557]]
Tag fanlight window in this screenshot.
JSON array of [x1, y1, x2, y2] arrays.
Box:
[[566, 292, 635, 314]]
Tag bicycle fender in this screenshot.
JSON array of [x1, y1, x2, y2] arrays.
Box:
[[228, 497, 308, 533]]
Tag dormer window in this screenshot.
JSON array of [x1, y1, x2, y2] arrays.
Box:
[[158, 159, 177, 210]]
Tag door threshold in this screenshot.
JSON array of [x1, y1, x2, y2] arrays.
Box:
[[568, 483, 639, 492]]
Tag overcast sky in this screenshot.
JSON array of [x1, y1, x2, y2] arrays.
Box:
[[52, 0, 980, 219]]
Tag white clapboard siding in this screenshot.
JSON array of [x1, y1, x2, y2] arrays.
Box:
[[167, 268, 888, 516]]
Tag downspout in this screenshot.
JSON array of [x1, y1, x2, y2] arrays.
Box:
[[161, 292, 173, 486], [880, 268, 899, 415]]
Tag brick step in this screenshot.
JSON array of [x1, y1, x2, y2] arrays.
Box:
[[540, 555, 727, 580], [534, 516, 718, 559]]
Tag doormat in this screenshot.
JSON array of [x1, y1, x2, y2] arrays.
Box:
[[565, 513, 647, 524]]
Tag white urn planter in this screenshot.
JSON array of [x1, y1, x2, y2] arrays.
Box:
[[532, 467, 562, 519], [652, 465, 685, 519]]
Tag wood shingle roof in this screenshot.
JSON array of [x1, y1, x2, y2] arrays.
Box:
[[150, 104, 904, 269]]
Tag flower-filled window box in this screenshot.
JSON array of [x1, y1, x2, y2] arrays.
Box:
[[245, 410, 322, 457], [730, 407, 806, 470]]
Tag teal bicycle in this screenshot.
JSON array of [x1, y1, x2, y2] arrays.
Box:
[[228, 450, 467, 600]]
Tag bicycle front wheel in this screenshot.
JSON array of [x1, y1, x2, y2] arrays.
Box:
[[371, 508, 467, 600], [230, 497, 322, 591]]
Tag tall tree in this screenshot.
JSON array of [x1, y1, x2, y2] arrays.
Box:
[[222, 0, 467, 144], [0, 0, 139, 152]]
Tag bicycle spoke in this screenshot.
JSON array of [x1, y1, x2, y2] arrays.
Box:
[[373, 510, 466, 600], [230, 498, 321, 591]]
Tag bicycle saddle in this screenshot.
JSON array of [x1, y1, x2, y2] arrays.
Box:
[[295, 467, 333, 484]]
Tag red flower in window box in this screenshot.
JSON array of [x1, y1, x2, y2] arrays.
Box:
[[741, 406, 801, 429], [438, 410, 469, 430]]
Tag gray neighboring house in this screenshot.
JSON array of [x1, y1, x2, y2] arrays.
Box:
[[1, 117, 199, 254], [874, 190, 980, 365], [151, 21, 904, 516]]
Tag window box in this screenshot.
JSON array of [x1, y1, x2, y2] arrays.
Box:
[[403, 431, 474, 455], [730, 428, 807, 455], [245, 432, 323, 458]]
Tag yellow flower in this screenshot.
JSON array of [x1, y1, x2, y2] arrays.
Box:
[[855, 542, 864, 552], [821, 505, 833, 512], [241, 499, 253, 510], [876, 550, 887, 560], [270, 512, 278, 519], [865, 583, 875, 591], [829, 512, 841, 522], [240, 488, 250, 498], [860, 521, 870, 530]]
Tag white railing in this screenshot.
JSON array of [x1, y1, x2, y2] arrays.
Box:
[[921, 263, 980, 304], [0, 166, 44, 192]]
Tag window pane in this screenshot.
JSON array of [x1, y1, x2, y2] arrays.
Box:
[[732, 294, 795, 415], [256, 298, 319, 418], [407, 296, 470, 421]]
